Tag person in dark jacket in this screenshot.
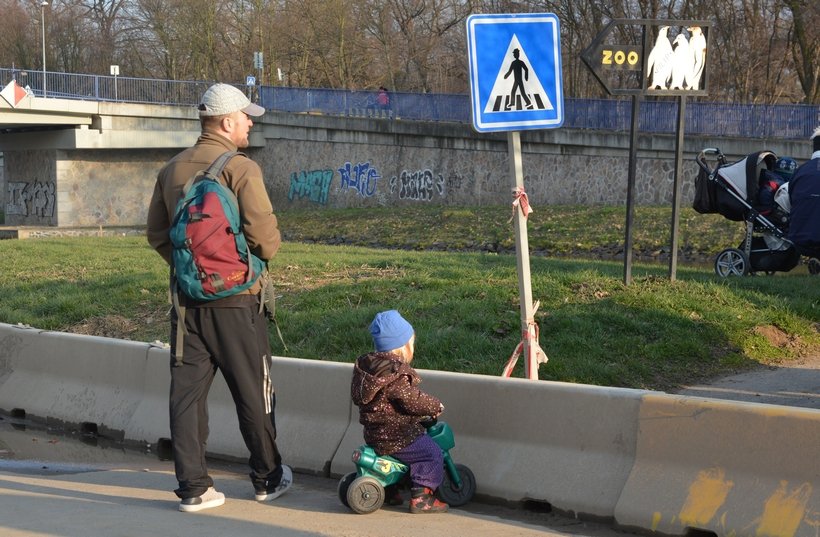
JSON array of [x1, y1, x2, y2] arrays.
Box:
[[788, 127, 820, 257], [351, 310, 449, 514]]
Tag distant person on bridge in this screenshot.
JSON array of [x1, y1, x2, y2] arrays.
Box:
[[351, 310, 449, 514], [146, 83, 291, 513], [377, 86, 390, 110]]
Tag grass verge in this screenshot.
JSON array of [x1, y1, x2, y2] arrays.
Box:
[[0, 211, 817, 391]]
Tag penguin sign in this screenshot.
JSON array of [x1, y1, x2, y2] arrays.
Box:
[[581, 19, 710, 96]]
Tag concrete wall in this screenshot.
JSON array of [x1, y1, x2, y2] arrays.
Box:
[[4, 148, 174, 227], [1, 104, 814, 226], [257, 114, 812, 212], [0, 322, 818, 537], [4, 150, 56, 226]]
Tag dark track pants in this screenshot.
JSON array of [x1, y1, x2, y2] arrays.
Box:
[[169, 296, 283, 499]]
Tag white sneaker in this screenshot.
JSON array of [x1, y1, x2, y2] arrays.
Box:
[[255, 464, 293, 501], [178, 486, 225, 513]]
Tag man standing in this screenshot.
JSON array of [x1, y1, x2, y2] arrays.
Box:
[[146, 83, 291, 512]]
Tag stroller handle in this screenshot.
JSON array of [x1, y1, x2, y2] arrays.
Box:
[[698, 147, 723, 158], [696, 147, 727, 174]]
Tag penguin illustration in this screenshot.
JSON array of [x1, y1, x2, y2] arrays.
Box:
[[687, 26, 707, 90], [669, 33, 691, 90], [646, 26, 674, 90]]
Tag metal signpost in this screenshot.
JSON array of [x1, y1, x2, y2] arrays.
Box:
[[110, 65, 119, 101], [466, 13, 563, 380], [252, 51, 264, 102], [581, 19, 709, 283]]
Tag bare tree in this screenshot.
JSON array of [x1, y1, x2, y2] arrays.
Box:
[[359, 0, 471, 92], [784, 0, 819, 103], [49, 1, 95, 73], [78, 0, 130, 72], [0, 1, 40, 71], [0, 0, 815, 103], [275, 0, 372, 88]]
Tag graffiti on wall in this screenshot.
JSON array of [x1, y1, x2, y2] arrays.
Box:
[[6, 181, 55, 217], [339, 161, 380, 198], [389, 169, 445, 202], [444, 171, 474, 193], [288, 169, 333, 205], [479, 171, 505, 195], [287, 163, 454, 203]]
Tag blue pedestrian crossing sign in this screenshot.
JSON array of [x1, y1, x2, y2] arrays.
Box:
[[467, 13, 564, 132]]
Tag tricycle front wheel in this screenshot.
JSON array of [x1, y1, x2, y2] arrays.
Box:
[[346, 476, 385, 514], [437, 464, 476, 507]]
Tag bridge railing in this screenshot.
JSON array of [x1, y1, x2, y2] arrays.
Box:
[[2, 67, 818, 140]]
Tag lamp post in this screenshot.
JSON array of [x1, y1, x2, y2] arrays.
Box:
[[40, 1, 48, 97]]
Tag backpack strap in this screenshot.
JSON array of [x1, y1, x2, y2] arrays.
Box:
[[171, 276, 186, 367], [170, 150, 241, 368], [181, 151, 242, 195], [258, 271, 288, 352]]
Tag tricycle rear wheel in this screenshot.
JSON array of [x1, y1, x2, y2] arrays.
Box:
[[337, 472, 357, 508]]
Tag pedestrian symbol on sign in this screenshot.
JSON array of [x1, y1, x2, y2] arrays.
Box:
[[483, 35, 554, 113]]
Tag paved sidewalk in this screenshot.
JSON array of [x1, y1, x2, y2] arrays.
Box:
[[675, 355, 820, 409], [0, 422, 628, 537]]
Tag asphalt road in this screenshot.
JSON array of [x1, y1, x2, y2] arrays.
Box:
[[0, 416, 634, 537]]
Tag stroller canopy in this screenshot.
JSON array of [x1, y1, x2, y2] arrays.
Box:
[[716, 150, 777, 203]]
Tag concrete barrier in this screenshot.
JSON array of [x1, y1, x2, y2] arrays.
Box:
[[614, 393, 820, 537], [333, 369, 645, 520], [121, 346, 356, 475], [0, 324, 148, 436], [123, 343, 171, 447], [203, 356, 355, 474], [1, 322, 819, 537]]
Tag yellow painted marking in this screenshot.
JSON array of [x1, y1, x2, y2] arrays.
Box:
[[679, 468, 734, 526], [756, 481, 812, 537], [651, 512, 662, 531]]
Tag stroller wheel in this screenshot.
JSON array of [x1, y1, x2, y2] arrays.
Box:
[[715, 248, 749, 277], [809, 258, 820, 276]]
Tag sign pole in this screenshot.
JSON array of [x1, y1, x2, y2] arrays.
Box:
[[668, 95, 686, 281], [623, 94, 641, 285], [466, 13, 561, 379], [581, 19, 710, 284], [502, 131, 548, 379]]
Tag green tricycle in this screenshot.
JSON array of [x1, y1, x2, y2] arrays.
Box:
[[337, 418, 477, 514]]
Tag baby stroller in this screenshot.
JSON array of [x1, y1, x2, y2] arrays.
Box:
[[693, 148, 806, 276]]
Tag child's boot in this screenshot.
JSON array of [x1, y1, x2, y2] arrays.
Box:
[[409, 487, 449, 514]]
